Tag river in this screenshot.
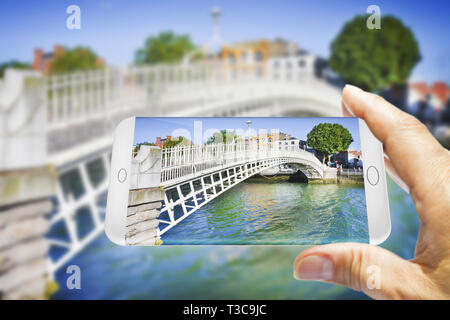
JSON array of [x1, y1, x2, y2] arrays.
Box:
[[162, 180, 368, 245], [53, 178, 419, 299]]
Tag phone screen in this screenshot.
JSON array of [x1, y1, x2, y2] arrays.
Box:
[[127, 117, 368, 245]]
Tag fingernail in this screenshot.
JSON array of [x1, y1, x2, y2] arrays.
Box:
[[294, 255, 334, 280], [342, 84, 365, 116], [344, 84, 364, 92]]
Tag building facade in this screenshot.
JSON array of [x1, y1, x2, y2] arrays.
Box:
[[32, 45, 65, 75], [155, 136, 172, 148]]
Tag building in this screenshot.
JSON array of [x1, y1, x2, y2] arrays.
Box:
[[220, 38, 296, 63], [327, 150, 363, 168], [32, 45, 65, 75], [155, 136, 172, 148], [245, 132, 283, 144], [406, 82, 450, 126], [276, 135, 302, 148], [347, 150, 363, 168], [244, 131, 303, 146], [209, 38, 299, 79], [267, 50, 330, 82], [277, 139, 300, 148], [408, 82, 450, 111], [430, 82, 450, 110]]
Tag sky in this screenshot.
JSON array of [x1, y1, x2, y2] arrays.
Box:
[[133, 117, 362, 150], [0, 0, 449, 83]]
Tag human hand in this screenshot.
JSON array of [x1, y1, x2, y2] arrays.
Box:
[[293, 85, 450, 299]]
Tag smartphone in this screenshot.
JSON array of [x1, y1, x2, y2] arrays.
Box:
[[105, 117, 390, 246]]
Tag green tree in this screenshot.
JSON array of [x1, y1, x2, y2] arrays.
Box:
[[329, 15, 420, 91], [164, 136, 190, 148], [133, 142, 155, 154], [50, 47, 102, 74], [0, 61, 31, 78], [307, 123, 353, 164], [135, 31, 196, 65], [206, 130, 241, 144]]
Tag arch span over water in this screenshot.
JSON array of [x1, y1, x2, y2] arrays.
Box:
[[130, 141, 333, 238]]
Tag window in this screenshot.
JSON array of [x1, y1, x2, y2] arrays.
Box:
[[228, 54, 236, 64], [298, 59, 305, 67], [254, 51, 263, 62]]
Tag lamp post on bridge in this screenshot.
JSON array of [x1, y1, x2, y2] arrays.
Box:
[[245, 120, 253, 150], [246, 120, 252, 131], [207, 7, 223, 52]]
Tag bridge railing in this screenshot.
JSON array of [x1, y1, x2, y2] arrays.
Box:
[[0, 59, 341, 282], [43, 63, 213, 129], [43, 61, 332, 131], [340, 168, 364, 176], [157, 140, 323, 185], [45, 66, 148, 130], [1, 60, 341, 163]]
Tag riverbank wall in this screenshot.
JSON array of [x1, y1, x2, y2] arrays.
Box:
[[0, 167, 58, 299], [126, 187, 164, 245], [250, 173, 364, 184]]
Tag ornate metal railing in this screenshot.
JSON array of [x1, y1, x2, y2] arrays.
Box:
[[131, 140, 325, 189]]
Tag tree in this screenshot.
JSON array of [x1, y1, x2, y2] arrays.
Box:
[[306, 123, 353, 164], [206, 130, 241, 144], [133, 142, 155, 154], [329, 15, 420, 92], [50, 47, 103, 74], [164, 136, 190, 148], [0, 61, 31, 78], [134, 31, 196, 65]]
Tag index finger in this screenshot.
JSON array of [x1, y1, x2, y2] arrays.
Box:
[[341, 85, 448, 209]]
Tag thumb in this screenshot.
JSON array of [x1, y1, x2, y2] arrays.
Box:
[[293, 243, 434, 299]]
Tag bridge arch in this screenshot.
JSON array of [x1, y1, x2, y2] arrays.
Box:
[[130, 141, 330, 238], [0, 64, 343, 266], [158, 155, 324, 236], [165, 80, 342, 118]]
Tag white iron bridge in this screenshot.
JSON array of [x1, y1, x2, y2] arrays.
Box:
[[0, 62, 342, 274], [130, 141, 331, 239]]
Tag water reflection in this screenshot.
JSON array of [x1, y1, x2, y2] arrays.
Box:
[[163, 182, 368, 245]]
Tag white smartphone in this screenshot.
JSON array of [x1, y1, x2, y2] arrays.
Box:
[[105, 117, 390, 246]]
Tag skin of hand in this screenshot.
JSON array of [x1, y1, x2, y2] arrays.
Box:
[[293, 84, 450, 300]]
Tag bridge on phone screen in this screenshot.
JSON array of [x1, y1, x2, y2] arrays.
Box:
[[127, 141, 333, 244], [0, 61, 341, 287]]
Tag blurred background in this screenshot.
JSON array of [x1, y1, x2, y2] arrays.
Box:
[[0, 0, 448, 299]]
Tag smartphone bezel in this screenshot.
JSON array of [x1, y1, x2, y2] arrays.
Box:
[[105, 117, 135, 245], [359, 118, 391, 244], [105, 117, 391, 245]]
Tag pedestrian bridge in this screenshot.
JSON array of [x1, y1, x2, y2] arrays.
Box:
[[129, 141, 331, 242], [0, 62, 342, 270]]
